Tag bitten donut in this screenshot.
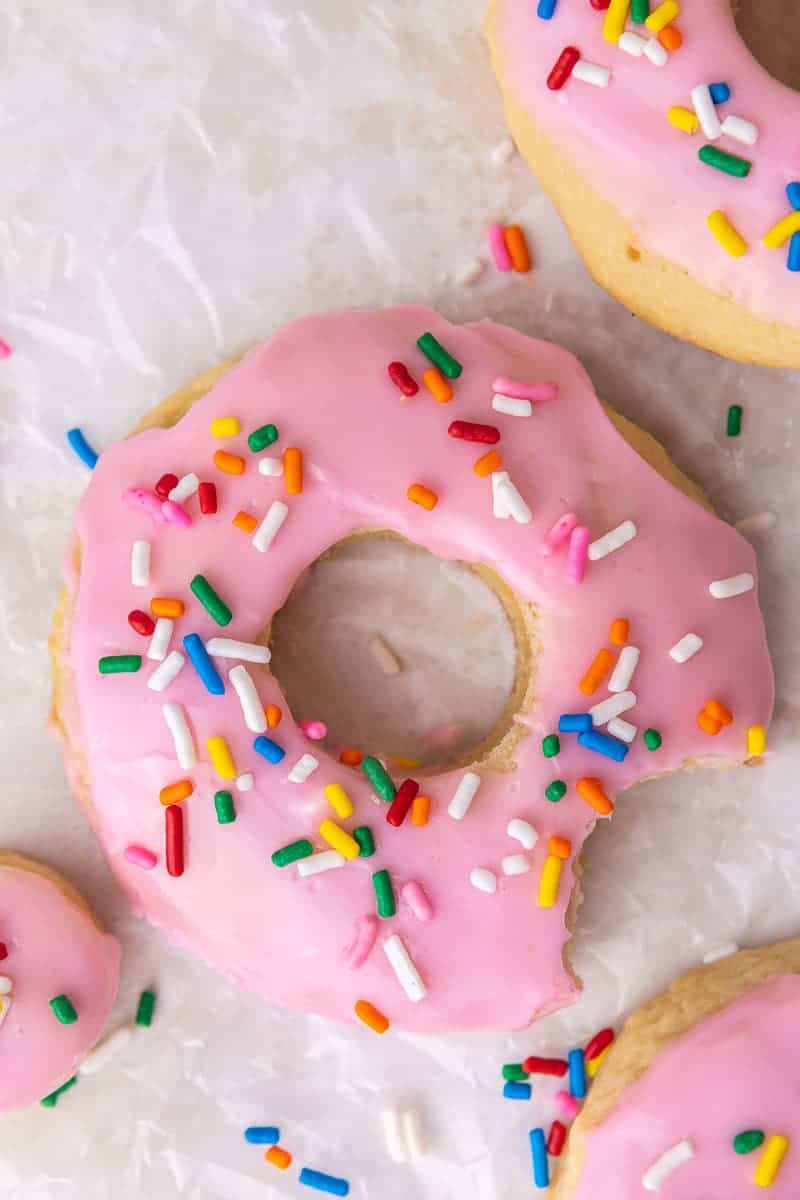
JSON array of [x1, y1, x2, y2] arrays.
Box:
[[551, 939, 800, 1197], [487, 1, 800, 367], [0, 853, 120, 1110], [52, 306, 772, 1034]]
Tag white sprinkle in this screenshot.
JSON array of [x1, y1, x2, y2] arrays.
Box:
[[607, 717, 637, 743], [735, 511, 776, 536], [206, 638, 271, 664], [454, 258, 485, 286], [130, 539, 151, 587], [229, 664, 266, 733], [168, 472, 199, 504], [644, 37, 668, 66], [507, 818, 538, 850], [287, 753, 319, 783], [147, 617, 174, 662], [470, 867, 497, 894], [258, 457, 283, 477], [495, 475, 532, 524], [709, 572, 754, 599], [162, 701, 196, 768], [448, 772, 481, 820], [590, 690, 636, 726], [236, 773, 254, 792], [642, 1140, 695, 1191], [369, 635, 401, 676], [492, 393, 532, 417], [79, 1025, 133, 1076], [588, 519, 637, 560], [297, 850, 345, 878], [382, 1107, 408, 1163], [618, 31, 647, 55], [501, 854, 530, 876], [572, 59, 611, 86], [703, 941, 739, 964], [721, 114, 759, 146], [147, 650, 185, 692], [402, 1108, 425, 1159], [0, 994, 12, 1029], [252, 500, 288, 553], [491, 470, 512, 519], [691, 83, 721, 139], [383, 934, 427, 1003], [669, 633, 703, 663], [0, 976, 12, 995], [491, 136, 516, 165], [608, 645, 640, 692]]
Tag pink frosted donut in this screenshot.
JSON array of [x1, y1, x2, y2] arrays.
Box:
[[487, 1, 800, 367], [53, 307, 772, 1033], [0, 854, 120, 1110]]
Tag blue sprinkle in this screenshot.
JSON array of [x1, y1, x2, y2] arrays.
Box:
[[786, 182, 800, 211], [568, 1048, 587, 1099], [183, 634, 224, 695], [503, 1081, 532, 1100], [578, 729, 629, 762], [788, 232, 800, 272], [299, 1168, 350, 1196], [244, 1125, 279, 1145], [558, 713, 592, 734], [708, 82, 730, 104], [529, 1128, 549, 1188], [536, 0, 557, 17], [254, 735, 286, 764], [66, 427, 99, 469]]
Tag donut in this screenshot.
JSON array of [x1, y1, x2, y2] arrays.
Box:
[[551, 939, 800, 1197], [0, 853, 120, 1110], [51, 306, 772, 1034], [487, 2, 800, 368]]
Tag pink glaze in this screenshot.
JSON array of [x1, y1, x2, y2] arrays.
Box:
[[492, 1, 800, 327], [573, 976, 800, 1198], [0, 863, 119, 1110], [62, 307, 772, 1033]]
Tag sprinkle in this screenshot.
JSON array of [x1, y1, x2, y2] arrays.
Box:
[[608, 717, 637, 742], [576, 777, 614, 815], [233, 510, 258, 533], [643, 727, 662, 750], [266, 1147, 293, 1170], [417, 331, 462, 379], [473, 449, 503, 477], [667, 105, 699, 134], [558, 713, 592, 733], [320, 819, 360, 861], [554, 1090, 581, 1118], [608, 646, 640, 692], [538, 855, 563, 907], [631, 0, 649, 19], [659, 25, 682, 49], [373, 868, 397, 916], [79, 1025, 134, 1075], [147, 617, 173, 661], [324, 784, 354, 819], [494, 474, 532, 524], [248, 423, 279, 452], [298, 1168, 350, 1196], [257, 457, 283, 481], [699, 144, 751, 177], [41, 1076, 77, 1107], [210, 417, 240, 438], [763, 211, 800, 250], [147, 650, 185, 692], [603, 0, 630, 43], [383, 934, 426, 1002], [155, 473, 178, 498], [488, 222, 513, 271], [387, 778, 419, 827], [503, 1064, 530, 1082], [470, 867, 497, 894], [214, 790, 236, 823], [213, 449, 245, 475], [159, 779, 193, 806], [236, 773, 253, 792], [388, 361, 419, 396], [206, 637, 270, 664], [747, 725, 767, 755], [272, 839, 313, 867], [183, 633, 225, 694], [579, 729, 629, 762], [165, 804, 184, 876], [190, 574, 232, 625], [252, 499, 289, 552], [419, 366, 452, 405], [542, 512, 577, 556], [345, 913, 378, 968], [161, 498, 192, 527], [645, 0, 678, 32], [168, 472, 200, 504], [448, 419, 500, 444], [129, 609, 155, 637], [265, 704, 283, 728], [572, 60, 612, 87], [691, 84, 722, 139], [401, 880, 433, 921], [504, 225, 532, 272], [536, 0, 557, 17], [298, 850, 345, 877], [245, 1126, 280, 1145], [568, 1048, 587, 1098], [710, 572, 754, 598], [542, 734, 560, 758], [529, 1128, 549, 1188], [790, 234, 800, 271], [407, 483, 438, 510], [99, 654, 141, 674], [586, 1046, 610, 1076], [207, 735, 237, 779], [523, 1056, 568, 1077], [547, 1121, 567, 1157], [590, 690, 636, 726], [492, 393, 532, 417], [491, 470, 512, 519], [339, 747, 362, 766], [734, 1130, 765, 1154], [507, 818, 538, 849], [151, 597, 184, 619], [548, 835, 571, 859], [130, 540, 151, 588], [547, 45, 580, 90], [709, 82, 731, 103], [708, 210, 748, 257], [124, 487, 166, 523], [352, 998, 391, 1037], [492, 377, 558, 403], [670, 632, 703, 662], [720, 115, 759, 146], [619, 31, 647, 55], [585, 1027, 614, 1060], [579, 648, 614, 695], [283, 447, 303, 496], [66, 428, 99, 469], [448, 771, 481, 819], [124, 844, 157, 870], [411, 794, 430, 826], [787, 181, 800, 210], [254, 735, 285, 764], [50, 993, 78, 1024], [362, 756, 396, 801], [588, 519, 637, 561], [504, 1081, 532, 1100], [545, 779, 567, 803], [642, 1140, 695, 1190], [224, 664, 266, 732], [566, 525, 590, 583]]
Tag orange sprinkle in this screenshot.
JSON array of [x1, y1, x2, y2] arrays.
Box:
[[407, 483, 438, 511], [411, 794, 431, 826], [339, 747, 363, 767], [579, 648, 614, 696], [659, 24, 683, 50], [159, 779, 193, 806], [389, 755, 419, 769], [266, 704, 282, 728], [232, 510, 258, 533], [705, 699, 733, 726], [213, 449, 245, 475], [150, 597, 185, 618], [503, 225, 532, 273], [354, 999, 390, 1034], [697, 710, 722, 736], [576, 777, 615, 816], [609, 618, 629, 646], [265, 1146, 292, 1170], [284, 447, 303, 495], [548, 835, 572, 859], [422, 367, 453, 403], [473, 449, 503, 478]]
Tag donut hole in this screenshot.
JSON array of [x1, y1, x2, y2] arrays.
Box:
[[734, 0, 800, 91], [269, 533, 532, 773]]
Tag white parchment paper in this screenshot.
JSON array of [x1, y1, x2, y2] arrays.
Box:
[[0, 3, 798, 1197]]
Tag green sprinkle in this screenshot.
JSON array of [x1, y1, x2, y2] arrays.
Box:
[[631, 0, 649, 20], [135, 989, 156, 1028], [727, 404, 742, 437], [362, 756, 396, 802], [271, 838, 314, 867], [353, 826, 375, 857], [542, 734, 560, 758], [734, 1130, 765, 1154], [49, 994, 78, 1024], [545, 779, 567, 803], [643, 728, 662, 751], [417, 331, 463, 379], [98, 654, 141, 675], [372, 868, 396, 918], [698, 145, 752, 178], [41, 1076, 77, 1107], [502, 1063, 530, 1082], [214, 790, 236, 824], [247, 423, 279, 452], [190, 574, 232, 626]]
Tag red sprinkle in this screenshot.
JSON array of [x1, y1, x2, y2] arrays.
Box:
[[547, 1121, 567, 1156], [388, 361, 419, 397], [589, 0, 611, 8], [448, 420, 501, 445], [0, 943, 6, 961], [386, 778, 419, 827], [584, 1027, 614, 1061], [198, 481, 218, 514], [155, 472, 179, 499], [128, 609, 156, 637], [522, 1056, 568, 1077], [547, 46, 580, 91], [165, 804, 184, 877]]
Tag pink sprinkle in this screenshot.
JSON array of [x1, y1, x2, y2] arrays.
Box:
[[488, 222, 513, 272], [0, 339, 12, 360], [554, 1090, 581, 1119], [401, 880, 434, 922], [124, 845, 158, 870], [344, 914, 379, 970], [123, 487, 166, 523], [298, 719, 327, 741], [565, 525, 590, 584], [542, 512, 578, 557], [492, 376, 559, 403], [161, 499, 192, 528]]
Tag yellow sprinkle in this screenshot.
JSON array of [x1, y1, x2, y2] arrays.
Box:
[[206, 735, 237, 780], [586, 1045, 610, 1077], [754, 1135, 789, 1187], [537, 855, 563, 908], [603, 0, 630, 43], [645, 0, 680, 33], [667, 105, 699, 135], [707, 210, 748, 258], [763, 211, 800, 250], [324, 784, 354, 819], [747, 724, 767, 756], [319, 819, 361, 860], [210, 417, 240, 438]]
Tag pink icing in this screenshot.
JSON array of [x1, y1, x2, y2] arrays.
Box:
[[0, 864, 120, 1110], [492, 1, 800, 326], [63, 306, 772, 1033], [573, 975, 800, 1197]]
